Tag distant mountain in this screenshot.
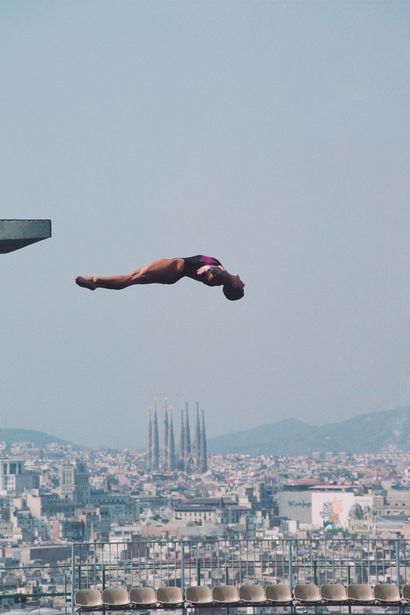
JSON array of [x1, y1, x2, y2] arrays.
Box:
[[208, 407, 410, 455], [0, 429, 79, 448]]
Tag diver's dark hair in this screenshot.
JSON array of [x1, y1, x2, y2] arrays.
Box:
[[223, 284, 244, 301]]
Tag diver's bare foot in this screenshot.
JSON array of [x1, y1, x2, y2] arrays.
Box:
[[76, 276, 97, 290]]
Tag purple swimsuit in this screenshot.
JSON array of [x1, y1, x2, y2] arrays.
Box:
[[183, 255, 222, 280]]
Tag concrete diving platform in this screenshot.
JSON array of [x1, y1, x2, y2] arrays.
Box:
[[0, 219, 52, 253]]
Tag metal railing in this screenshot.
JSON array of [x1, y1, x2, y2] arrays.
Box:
[[0, 562, 71, 612], [72, 538, 410, 591], [2, 539, 410, 612]]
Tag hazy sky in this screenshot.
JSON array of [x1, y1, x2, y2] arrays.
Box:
[[1, 1, 409, 449]]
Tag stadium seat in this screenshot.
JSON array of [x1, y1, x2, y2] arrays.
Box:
[[102, 587, 130, 608], [156, 586, 184, 607], [74, 589, 103, 610], [402, 584, 410, 603], [293, 583, 322, 604], [129, 586, 157, 607], [265, 584, 293, 605], [374, 583, 401, 605], [239, 584, 266, 604], [320, 583, 348, 604], [212, 585, 240, 604], [185, 585, 214, 605], [347, 583, 375, 604]]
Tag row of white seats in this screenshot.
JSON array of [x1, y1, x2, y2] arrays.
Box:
[[75, 582, 410, 609]]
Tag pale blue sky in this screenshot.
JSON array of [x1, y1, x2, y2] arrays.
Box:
[[1, 1, 409, 448]]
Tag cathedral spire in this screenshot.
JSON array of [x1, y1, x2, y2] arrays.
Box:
[[200, 408, 208, 472], [162, 400, 169, 470], [145, 409, 152, 472], [151, 402, 159, 471], [194, 402, 201, 470], [167, 409, 176, 470], [179, 409, 186, 467], [185, 402, 191, 458]]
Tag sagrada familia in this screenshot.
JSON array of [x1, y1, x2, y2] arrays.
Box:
[[145, 401, 208, 473]]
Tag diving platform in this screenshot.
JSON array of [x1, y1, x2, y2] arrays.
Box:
[[0, 219, 51, 253]]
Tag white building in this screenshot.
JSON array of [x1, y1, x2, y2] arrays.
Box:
[[0, 459, 39, 495], [278, 482, 374, 530]]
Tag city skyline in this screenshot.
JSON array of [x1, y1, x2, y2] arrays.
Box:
[[1, 436, 410, 609]]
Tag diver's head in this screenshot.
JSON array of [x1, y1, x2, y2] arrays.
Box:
[[223, 275, 245, 301]]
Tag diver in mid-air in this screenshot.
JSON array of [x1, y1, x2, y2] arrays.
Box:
[[76, 255, 245, 301]]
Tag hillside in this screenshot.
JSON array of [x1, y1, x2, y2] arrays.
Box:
[[0, 429, 78, 448], [208, 406, 410, 455]]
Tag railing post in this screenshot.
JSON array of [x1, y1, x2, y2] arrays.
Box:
[[288, 540, 293, 587], [181, 541, 185, 591], [64, 572, 67, 615], [395, 538, 401, 587], [70, 543, 75, 615]]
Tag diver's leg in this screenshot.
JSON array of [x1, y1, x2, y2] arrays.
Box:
[[76, 258, 185, 290]]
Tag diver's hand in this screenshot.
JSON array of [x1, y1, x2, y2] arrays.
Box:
[[196, 265, 227, 286], [196, 265, 224, 277]]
